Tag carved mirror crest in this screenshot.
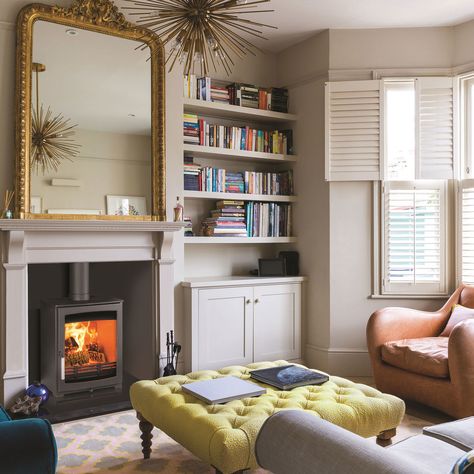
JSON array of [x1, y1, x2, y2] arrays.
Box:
[[15, 0, 166, 220]]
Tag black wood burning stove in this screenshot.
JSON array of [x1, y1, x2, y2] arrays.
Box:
[[40, 263, 123, 397]]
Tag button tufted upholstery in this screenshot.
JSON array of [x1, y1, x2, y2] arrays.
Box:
[[130, 360, 405, 473]]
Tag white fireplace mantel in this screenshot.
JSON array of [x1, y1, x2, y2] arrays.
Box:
[[0, 219, 184, 406]]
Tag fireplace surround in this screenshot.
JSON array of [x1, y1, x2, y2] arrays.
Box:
[[0, 219, 183, 406]]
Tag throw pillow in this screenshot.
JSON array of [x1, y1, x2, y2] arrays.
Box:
[[441, 304, 474, 337], [451, 450, 474, 474]]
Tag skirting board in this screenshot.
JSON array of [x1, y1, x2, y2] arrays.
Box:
[[305, 344, 372, 377]]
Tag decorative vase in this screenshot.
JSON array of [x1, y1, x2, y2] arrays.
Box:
[[26, 382, 50, 404]]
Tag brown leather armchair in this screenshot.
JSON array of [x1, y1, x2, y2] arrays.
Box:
[[367, 284, 474, 419]]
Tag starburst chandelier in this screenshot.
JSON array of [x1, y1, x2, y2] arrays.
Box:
[[123, 0, 276, 75], [31, 62, 80, 175]]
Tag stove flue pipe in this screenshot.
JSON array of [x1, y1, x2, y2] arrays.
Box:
[[69, 262, 90, 301]]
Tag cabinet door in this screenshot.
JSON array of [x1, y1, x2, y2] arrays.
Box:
[[253, 283, 301, 362], [198, 287, 254, 370]]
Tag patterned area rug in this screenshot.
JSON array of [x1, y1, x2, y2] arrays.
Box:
[[53, 410, 266, 473], [52, 408, 435, 473]]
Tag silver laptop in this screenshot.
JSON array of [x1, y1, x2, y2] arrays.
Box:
[[182, 376, 266, 404]]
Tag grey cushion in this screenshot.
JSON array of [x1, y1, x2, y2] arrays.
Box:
[[388, 434, 465, 473], [256, 410, 433, 474], [423, 417, 474, 451]]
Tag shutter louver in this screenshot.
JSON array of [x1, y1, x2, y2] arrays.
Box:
[[383, 182, 446, 294], [325, 80, 382, 181], [416, 77, 455, 179], [461, 182, 474, 284]]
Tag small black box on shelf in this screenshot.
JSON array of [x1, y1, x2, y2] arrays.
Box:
[[279, 251, 299, 276]]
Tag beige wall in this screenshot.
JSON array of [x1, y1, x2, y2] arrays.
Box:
[[276, 23, 473, 375], [30, 129, 151, 214], [453, 19, 474, 67], [329, 27, 453, 71]]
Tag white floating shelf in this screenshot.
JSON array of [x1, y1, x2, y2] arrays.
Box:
[[183, 191, 297, 203], [184, 237, 297, 244], [183, 98, 297, 123], [183, 144, 297, 163]]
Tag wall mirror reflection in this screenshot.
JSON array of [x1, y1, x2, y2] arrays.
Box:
[[31, 21, 151, 217], [15, 1, 166, 220]]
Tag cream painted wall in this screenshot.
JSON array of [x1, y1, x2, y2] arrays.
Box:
[[276, 23, 472, 376], [453, 19, 474, 67], [30, 129, 151, 214], [329, 27, 453, 71]]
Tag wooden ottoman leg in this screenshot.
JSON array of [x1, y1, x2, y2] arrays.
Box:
[[376, 428, 397, 447], [137, 412, 154, 459]]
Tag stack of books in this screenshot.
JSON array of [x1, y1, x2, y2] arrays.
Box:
[[211, 80, 230, 104], [184, 157, 201, 191], [184, 217, 194, 236], [201, 200, 247, 237], [268, 88, 289, 113], [183, 114, 200, 144], [186, 116, 293, 155], [246, 202, 292, 237], [230, 83, 259, 109]]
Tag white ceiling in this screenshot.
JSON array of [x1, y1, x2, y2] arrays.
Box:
[[3, 0, 474, 54], [216, 0, 474, 53], [116, 0, 474, 53]]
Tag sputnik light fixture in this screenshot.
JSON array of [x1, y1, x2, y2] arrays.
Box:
[[122, 0, 276, 76], [31, 62, 80, 175]]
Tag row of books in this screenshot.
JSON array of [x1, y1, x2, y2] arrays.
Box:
[[184, 160, 294, 196], [200, 200, 292, 238], [183, 75, 289, 112], [246, 201, 292, 238], [227, 83, 289, 113], [183, 114, 293, 155]]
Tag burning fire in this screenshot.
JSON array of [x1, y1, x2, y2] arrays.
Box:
[[65, 321, 91, 353], [64, 321, 105, 367]]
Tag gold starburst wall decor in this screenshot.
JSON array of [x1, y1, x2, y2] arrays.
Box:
[[31, 62, 80, 175], [122, 0, 276, 75]]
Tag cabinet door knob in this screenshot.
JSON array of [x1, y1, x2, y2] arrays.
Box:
[[246, 299, 251, 304], [254, 298, 259, 303]]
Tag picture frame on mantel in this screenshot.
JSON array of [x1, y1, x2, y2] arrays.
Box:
[[14, 0, 167, 221]]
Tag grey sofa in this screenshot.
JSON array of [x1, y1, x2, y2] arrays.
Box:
[[255, 411, 474, 474]]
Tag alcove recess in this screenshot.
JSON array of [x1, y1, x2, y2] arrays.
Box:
[[28, 261, 156, 422]]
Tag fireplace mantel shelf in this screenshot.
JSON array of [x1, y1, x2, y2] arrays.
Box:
[[0, 219, 184, 233], [0, 219, 184, 232]]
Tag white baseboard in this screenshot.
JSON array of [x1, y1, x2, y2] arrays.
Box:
[[305, 344, 372, 377]]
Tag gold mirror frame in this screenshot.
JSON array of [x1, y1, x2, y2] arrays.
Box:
[[15, 0, 166, 221]]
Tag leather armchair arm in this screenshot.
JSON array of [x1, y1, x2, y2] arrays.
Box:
[[367, 307, 450, 358], [449, 320, 474, 414]]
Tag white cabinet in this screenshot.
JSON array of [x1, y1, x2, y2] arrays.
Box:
[[183, 277, 304, 372]]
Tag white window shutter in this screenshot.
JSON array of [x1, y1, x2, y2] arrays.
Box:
[[325, 80, 382, 181], [382, 181, 447, 294], [416, 77, 455, 179], [460, 180, 474, 284]]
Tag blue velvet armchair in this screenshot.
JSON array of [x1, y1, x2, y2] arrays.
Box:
[[0, 406, 57, 474]]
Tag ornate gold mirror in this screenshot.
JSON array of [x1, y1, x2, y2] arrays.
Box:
[[15, 0, 166, 220]]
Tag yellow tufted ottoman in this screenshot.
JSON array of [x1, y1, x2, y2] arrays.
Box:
[[130, 361, 405, 474]]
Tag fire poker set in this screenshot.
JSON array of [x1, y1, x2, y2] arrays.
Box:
[[163, 330, 181, 376]]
